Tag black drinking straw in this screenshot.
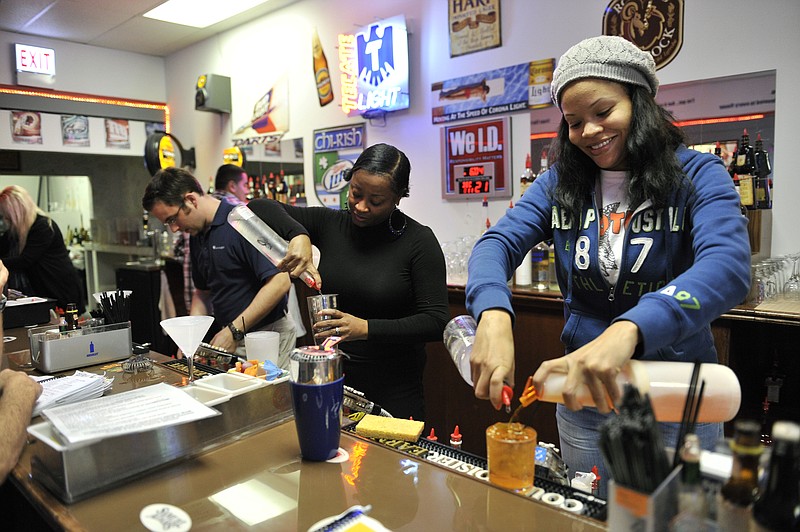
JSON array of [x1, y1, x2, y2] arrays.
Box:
[[689, 380, 706, 435], [99, 290, 131, 324], [673, 362, 702, 468], [600, 385, 671, 494]]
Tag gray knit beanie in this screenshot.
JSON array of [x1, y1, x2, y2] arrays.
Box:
[[550, 35, 658, 107]]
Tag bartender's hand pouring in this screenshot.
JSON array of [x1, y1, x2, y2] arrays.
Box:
[[470, 309, 515, 410], [532, 320, 640, 413], [280, 235, 323, 290]]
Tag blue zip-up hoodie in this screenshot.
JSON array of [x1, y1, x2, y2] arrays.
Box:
[[466, 146, 751, 363]]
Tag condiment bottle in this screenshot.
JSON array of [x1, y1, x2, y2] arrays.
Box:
[[450, 425, 462, 449]]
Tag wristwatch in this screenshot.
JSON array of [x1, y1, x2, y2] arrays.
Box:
[[226, 322, 245, 341], [0, 294, 6, 312]]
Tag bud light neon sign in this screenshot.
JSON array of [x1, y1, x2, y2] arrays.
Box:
[[339, 15, 410, 117]]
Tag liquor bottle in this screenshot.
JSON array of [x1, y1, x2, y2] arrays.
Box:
[[515, 249, 533, 287], [65, 303, 79, 330], [733, 129, 756, 209], [261, 174, 269, 199], [312, 28, 334, 107], [268, 172, 277, 200], [717, 419, 762, 531], [727, 142, 737, 178], [276, 169, 288, 203], [247, 176, 255, 200], [519, 154, 534, 197], [759, 396, 772, 446], [547, 242, 559, 291], [760, 356, 786, 446], [754, 133, 772, 209], [669, 433, 709, 531], [531, 241, 549, 290], [482, 195, 490, 235], [750, 421, 800, 531], [537, 149, 549, 178], [207, 176, 214, 195]]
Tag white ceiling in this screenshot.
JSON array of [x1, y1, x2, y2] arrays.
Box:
[[0, 0, 300, 57]]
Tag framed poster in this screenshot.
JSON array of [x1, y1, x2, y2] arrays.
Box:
[[61, 115, 89, 147], [441, 116, 511, 200], [431, 58, 554, 124], [449, 0, 502, 57]]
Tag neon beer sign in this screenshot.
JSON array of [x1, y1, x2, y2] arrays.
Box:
[[338, 15, 410, 117]]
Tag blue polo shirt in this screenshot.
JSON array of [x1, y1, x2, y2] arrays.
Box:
[[190, 200, 287, 330]]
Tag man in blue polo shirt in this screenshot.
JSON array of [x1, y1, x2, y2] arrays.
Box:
[[142, 167, 300, 366]]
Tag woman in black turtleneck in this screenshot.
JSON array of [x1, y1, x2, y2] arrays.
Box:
[[249, 143, 449, 420]]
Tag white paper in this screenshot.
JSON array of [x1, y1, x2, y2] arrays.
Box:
[[32, 371, 114, 417], [42, 382, 220, 444]]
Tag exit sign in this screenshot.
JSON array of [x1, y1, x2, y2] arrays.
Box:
[[15, 44, 56, 76]]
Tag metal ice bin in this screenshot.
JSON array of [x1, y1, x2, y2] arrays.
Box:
[[27, 375, 293, 503], [28, 321, 133, 373]]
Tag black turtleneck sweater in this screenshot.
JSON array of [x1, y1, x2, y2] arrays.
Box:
[[248, 199, 449, 420]]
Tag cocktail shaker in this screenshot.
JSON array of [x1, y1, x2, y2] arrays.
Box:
[[289, 346, 344, 461]]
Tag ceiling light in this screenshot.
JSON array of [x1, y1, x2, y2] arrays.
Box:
[[143, 0, 270, 28]]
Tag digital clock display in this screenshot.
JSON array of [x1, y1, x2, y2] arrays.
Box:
[[446, 161, 496, 199], [457, 176, 491, 195]]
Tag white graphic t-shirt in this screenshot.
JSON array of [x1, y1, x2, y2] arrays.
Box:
[[598, 170, 631, 286]]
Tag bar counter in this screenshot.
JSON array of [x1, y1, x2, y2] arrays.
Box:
[[3, 329, 605, 532]]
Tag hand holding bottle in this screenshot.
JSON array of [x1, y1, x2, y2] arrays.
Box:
[[470, 309, 516, 410], [279, 234, 323, 290], [532, 320, 639, 413], [227, 205, 320, 290]]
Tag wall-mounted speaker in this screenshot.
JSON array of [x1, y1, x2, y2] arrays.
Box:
[[195, 74, 231, 113]]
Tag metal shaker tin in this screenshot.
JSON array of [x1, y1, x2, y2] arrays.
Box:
[[289, 346, 342, 385]]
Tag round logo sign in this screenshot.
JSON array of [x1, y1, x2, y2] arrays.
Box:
[[158, 135, 176, 169], [603, 0, 684, 70], [321, 159, 353, 193]]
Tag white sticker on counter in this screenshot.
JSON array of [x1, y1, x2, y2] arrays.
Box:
[[140, 503, 192, 532]]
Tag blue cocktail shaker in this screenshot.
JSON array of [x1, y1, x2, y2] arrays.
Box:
[[289, 346, 344, 461]]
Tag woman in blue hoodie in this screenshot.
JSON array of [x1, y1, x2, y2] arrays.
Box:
[[465, 36, 750, 496]]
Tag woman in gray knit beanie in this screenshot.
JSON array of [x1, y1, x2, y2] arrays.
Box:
[[465, 35, 750, 498]]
